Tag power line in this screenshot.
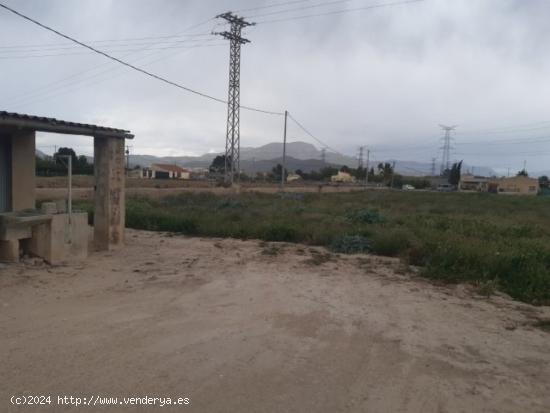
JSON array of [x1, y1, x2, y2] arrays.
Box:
[[8, 40, 223, 108], [368, 130, 550, 157], [246, 0, 369, 19], [3, 17, 218, 106], [255, 0, 424, 24], [456, 135, 550, 145], [287, 112, 343, 155], [458, 120, 550, 134], [236, 0, 312, 13], [0, 2, 283, 116], [0, 43, 226, 60], [0, 37, 219, 54], [0, 33, 215, 50]]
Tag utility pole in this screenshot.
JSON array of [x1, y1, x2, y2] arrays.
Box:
[[125, 145, 131, 172], [58, 155, 73, 243], [390, 160, 396, 188], [365, 148, 370, 188], [431, 157, 436, 176], [357, 146, 364, 169], [214, 12, 255, 185], [439, 124, 457, 175], [321, 148, 326, 163], [281, 110, 288, 191]]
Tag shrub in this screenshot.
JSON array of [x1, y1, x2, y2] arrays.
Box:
[[217, 198, 244, 209], [126, 208, 198, 235], [370, 230, 411, 257], [330, 235, 371, 254], [346, 208, 385, 224], [262, 224, 298, 242]]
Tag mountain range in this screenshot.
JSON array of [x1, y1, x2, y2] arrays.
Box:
[[124, 141, 497, 177], [37, 141, 532, 177]]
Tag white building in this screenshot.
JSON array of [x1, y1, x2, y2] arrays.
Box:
[[142, 163, 190, 179]]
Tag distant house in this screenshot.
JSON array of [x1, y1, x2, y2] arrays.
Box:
[[286, 173, 302, 182], [459, 174, 489, 192], [142, 163, 190, 180], [331, 171, 356, 183], [489, 176, 539, 196]]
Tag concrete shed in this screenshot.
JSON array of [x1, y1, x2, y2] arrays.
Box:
[[0, 111, 133, 262]]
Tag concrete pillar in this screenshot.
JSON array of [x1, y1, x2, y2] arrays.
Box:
[[11, 131, 36, 211], [94, 136, 125, 250], [0, 239, 19, 262]]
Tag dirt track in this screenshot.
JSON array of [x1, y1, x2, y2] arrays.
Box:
[[1, 230, 549, 412]]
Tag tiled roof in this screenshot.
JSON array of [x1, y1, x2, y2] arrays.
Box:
[[151, 164, 189, 173], [0, 111, 133, 139]]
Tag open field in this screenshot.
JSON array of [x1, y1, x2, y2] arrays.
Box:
[[36, 176, 368, 202], [1, 230, 549, 413], [74, 190, 550, 305]]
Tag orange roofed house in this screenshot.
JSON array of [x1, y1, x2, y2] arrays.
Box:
[[141, 164, 190, 180]]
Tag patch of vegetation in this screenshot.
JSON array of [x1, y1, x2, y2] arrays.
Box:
[[75, 190, 550, 304], [346, 208, 385, 224], [217, 198, 244, 209], [370, 229, 411, 257], [475, 278, 499, 298], [330, 235, 371, 254], [126, 207, 198, 234], [262, 224, 299, 242], [533, 319, 550, 332]]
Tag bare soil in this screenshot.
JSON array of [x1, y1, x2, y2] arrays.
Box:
[[1, 230, 549, 412], [35, 176, 368, 202]]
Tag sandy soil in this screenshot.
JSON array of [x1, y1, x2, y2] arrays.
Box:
[[1, 230, 549, 413]]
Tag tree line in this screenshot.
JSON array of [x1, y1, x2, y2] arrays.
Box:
[[36, 147, 93, 176]]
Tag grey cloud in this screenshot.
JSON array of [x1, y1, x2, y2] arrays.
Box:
[[1, 0, 549, 173]]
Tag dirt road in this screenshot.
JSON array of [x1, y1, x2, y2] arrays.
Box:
[[1, 230, 549, 412]]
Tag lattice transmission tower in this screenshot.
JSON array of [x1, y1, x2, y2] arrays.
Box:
[[214, 12, 255, 184], [321, 148, 327, 163], [430, 157, 437, 176], [439, 124, 457, 175], [357, 146, 364, 169]]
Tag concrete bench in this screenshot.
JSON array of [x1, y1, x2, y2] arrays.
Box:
[[0, 211, 88, 264]]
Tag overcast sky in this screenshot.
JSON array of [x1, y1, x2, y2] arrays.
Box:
[[1, 0, 550, 174]]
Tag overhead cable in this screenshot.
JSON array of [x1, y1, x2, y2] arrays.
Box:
[[0, 2, 283, 116]]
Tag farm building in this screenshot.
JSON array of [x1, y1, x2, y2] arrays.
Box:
[[0, 111, 133, 263], [142, 163, 190, 179], [489, 176, 539, 195], [331, 171, 356, 183], [459, 174, 489, 192]]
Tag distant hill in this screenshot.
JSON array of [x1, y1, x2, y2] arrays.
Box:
[[126, 141, 495, 177], [240, 156, 329, 174], [36, 149, 50, 159]]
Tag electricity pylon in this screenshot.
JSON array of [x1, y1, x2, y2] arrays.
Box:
[[439, 124, 457, 174], [214, 12, 255, 184], [357, 146, 364, 169]]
